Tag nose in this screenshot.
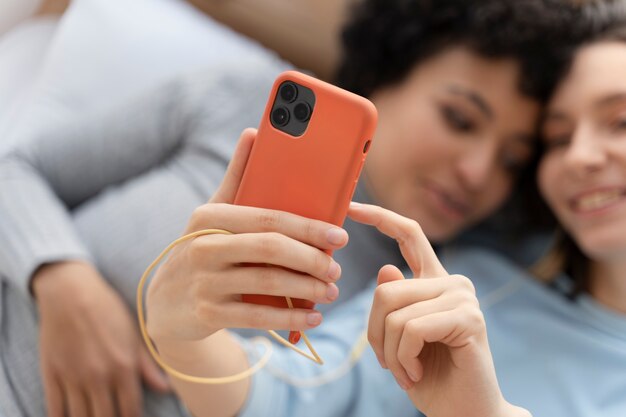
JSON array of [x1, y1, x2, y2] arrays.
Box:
[[456, 141, 498, 191], [563, 125, 607, 178]]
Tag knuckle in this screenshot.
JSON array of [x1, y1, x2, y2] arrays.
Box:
[[302, 220, 316, 243], [466, 306, 486, 328], [257, 211, 282, 231], [189, 205, 213, 229], [451, 274, 476, 294], [406, 318, 424, 336], [385, 311, 403, 333], [194, 300, 218, 323], [257, 269, 279, 294], [373, 284, 394, 306], [287, 310, 302, 330], [247, 309, 268, 328], [402, 219, 421, 240], [79, 362, 109, 384], [257, 233, 282, 259], [110, 352, 135, 373], [311, 280, 327, 301], [188, 237, 215, 262], [313, 253, 330, 278], [367, 329, 379, 347]]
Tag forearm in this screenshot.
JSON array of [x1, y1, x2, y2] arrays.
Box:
[[0, 159, 92, 296], [0, 77, 195, 296], [153, 331, 251, 417], [187, 0, 352, 80]]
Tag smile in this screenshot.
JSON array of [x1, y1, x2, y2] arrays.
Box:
[[423, 182, 471, 219], [570, 188, 626, 213]]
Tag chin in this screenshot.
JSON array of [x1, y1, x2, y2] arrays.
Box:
[[421, 223, 458, 245], [576, 232, 626, 262]]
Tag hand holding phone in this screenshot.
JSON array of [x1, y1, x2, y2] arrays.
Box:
[[234, 71, 378, 343]]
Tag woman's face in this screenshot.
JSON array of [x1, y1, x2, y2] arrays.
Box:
[[365, 47, 540, 243], [540, 42, 626, 262]]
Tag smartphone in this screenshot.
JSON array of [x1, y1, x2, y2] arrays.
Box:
[[234, 70, 377, 343]]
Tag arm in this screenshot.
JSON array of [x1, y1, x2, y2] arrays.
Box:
[[0, 77, 200, 298], [186, 0, 352, 80], [0, 76, 213, 417], [146, 131, 365, 417]]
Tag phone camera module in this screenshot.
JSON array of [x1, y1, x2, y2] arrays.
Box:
[[271, 107, 290, 126], [293, 102, 312, 122], [279, 82, 298, 103]]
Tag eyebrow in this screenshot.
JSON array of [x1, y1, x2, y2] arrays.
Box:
[[446, 85, 493, 119], [544, 92, 626, 124], [595, 92, 626, 109]]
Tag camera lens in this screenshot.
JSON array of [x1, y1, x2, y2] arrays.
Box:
[[271, 107, 290, 126], [293, 102, 312, 122], [279, 83, 298, 103]]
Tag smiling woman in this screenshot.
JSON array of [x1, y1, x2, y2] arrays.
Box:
[[538, 17, 626, 311], [363, 48, 539, 242]]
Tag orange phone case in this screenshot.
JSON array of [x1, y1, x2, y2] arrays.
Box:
[[234, 70, 377, 342]]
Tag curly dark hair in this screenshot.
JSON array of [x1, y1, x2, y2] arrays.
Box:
[[336, 0, 581, 102], [335, 0, 584, 265]]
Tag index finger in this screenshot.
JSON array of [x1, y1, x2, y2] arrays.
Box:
[[186, 203, 349, 252], [347, 202, 447, 277]]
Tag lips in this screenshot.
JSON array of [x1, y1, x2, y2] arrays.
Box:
[[569, 187, 626, 213], [423, 181, 471, 218]]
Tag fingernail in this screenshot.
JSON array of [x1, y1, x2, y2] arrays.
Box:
[[328, 260, 341, 281], [349, 201, 362, 208], [307, 312, 322, 326], [327, 228, 347, 245], [326, 283, 339, 300]]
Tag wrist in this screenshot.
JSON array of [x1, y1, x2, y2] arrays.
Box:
[[32, 260, 101, 303], [151, 331, 229, 367]]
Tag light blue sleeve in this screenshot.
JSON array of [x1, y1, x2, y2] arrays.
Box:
[[235, 282, 417, 417]]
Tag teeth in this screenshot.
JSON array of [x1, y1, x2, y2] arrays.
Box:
[[575, 190, 624, 211]]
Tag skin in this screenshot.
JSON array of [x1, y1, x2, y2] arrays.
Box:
[[540, 41, 626, 315], [33, 264, 170, 417], [147, 48, 539, 416], [147, 47, 538, 417], [365, 47, 539, 243], [148, 130, 530, 417]]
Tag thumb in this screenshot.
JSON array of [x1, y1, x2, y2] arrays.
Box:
[[377, 264, 405, 286], [139, 345, 170, 393], [209, 128, 257, 204]]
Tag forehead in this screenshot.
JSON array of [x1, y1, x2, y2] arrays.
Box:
[[405, 48, 537, 105], [407, 48, 540, 128], [550, 42, 626, 109], [408, 48, 523, 90]]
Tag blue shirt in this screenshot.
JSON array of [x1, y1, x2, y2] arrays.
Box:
[[238, 246, 626, 417]]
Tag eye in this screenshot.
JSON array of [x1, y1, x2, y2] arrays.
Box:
[[609, 115, 626, 133], [440, 105, 477, 134], [542, 135, 571, 151], [500, 148, 532, 175]]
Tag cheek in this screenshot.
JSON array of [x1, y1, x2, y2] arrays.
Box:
[[537, 157, 560, 208], [369, 106, 445, 175], [477, 175, 513, 215]]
